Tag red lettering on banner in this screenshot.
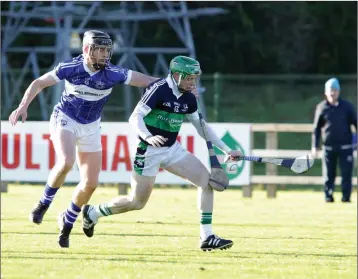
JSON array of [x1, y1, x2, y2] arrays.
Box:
[[111, 136, 132, 171], [1, 134, 20, 169], [43, 134, 56, 169], [26, 134, 40, 169], [101, 135, 107, 171], [187, 136, 194, 153], [177, 136, 194, 153]]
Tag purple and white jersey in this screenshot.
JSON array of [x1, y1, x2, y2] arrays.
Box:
[[50, 55, 132, 124]]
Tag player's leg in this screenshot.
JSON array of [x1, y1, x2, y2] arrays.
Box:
[[91, 172, 155, 216], [30, 115, 77, 224], [339, 148, 353, 202], [164, 144, 233, 251], [104, 172, 156, 213], [57, 150, 102, 247], [82, 141, 160, 238], [322, 147, 338, 202], [82, 173, 156, 238], [57, 121, 102, 248]]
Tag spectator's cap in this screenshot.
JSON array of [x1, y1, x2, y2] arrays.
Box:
[[325, 78, 340, 91]]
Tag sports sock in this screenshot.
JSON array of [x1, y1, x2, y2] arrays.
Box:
[[40, 184, 59, 206], [200, 212, 213, 240], [88, 204, 112, 223], [64, 202, 81, 228]]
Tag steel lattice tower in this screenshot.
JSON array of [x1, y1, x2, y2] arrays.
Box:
[[1, 1, 225, 120]]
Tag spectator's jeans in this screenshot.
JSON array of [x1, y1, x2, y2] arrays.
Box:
[[322, 146, 354, 199]]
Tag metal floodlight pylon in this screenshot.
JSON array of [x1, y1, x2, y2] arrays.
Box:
[[1, 1, 226, 120]]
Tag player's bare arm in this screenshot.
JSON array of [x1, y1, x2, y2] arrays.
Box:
[[128, 71, 160, 88], [186, 111, 242, 160], [9, 72, 58, 125]]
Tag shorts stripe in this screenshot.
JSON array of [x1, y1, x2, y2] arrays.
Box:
[[134, 141, 148, 175]]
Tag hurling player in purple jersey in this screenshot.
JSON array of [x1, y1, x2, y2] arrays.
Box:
[[9, 30, 160, 248]]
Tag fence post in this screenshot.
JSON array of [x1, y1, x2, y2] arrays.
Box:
[[213, 72, 222, 122], [266, 131, 277, 198], [1, 181, 8, 193], [118, 184, 128, 195], [243, 128, 254, 198]]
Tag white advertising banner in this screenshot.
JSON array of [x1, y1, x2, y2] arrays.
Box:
[[1, 121, 251, 186]]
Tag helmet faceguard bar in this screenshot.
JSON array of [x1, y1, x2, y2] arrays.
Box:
[[171, 72, 201, 94], [88, 45, 113, 61], [87, 44, 113, 70], [83, 30, 113, 70], [169, 56, 202, 93]]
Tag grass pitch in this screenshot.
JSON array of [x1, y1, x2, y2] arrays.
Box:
[[1, 185, 357, 279]]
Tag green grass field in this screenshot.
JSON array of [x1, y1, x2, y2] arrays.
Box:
[[1, 185, 357, 279]]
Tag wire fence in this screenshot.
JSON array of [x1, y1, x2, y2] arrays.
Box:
[[2, 71, 356, 124]]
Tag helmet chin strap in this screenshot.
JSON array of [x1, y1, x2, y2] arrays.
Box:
[[171, 73, 190, 94]]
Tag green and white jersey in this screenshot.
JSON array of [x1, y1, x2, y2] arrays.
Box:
[[136, 76, 198, 147]]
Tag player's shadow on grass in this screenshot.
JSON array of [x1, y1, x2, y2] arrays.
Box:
[[1, 231, 197, 238], [3, 250, 355, 261], [4, 218, 355, 230], [3, 254, 250, 263], [1, 231, 329, 240]]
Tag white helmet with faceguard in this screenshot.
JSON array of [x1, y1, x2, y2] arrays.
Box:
[[82, 30, 113, 70]]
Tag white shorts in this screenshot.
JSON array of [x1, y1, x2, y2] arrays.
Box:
[[133, 140, 189, 176], [49, 109, 102, 153]]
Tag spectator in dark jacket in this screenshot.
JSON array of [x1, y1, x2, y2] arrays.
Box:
[[312, 78, 357, 203]]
